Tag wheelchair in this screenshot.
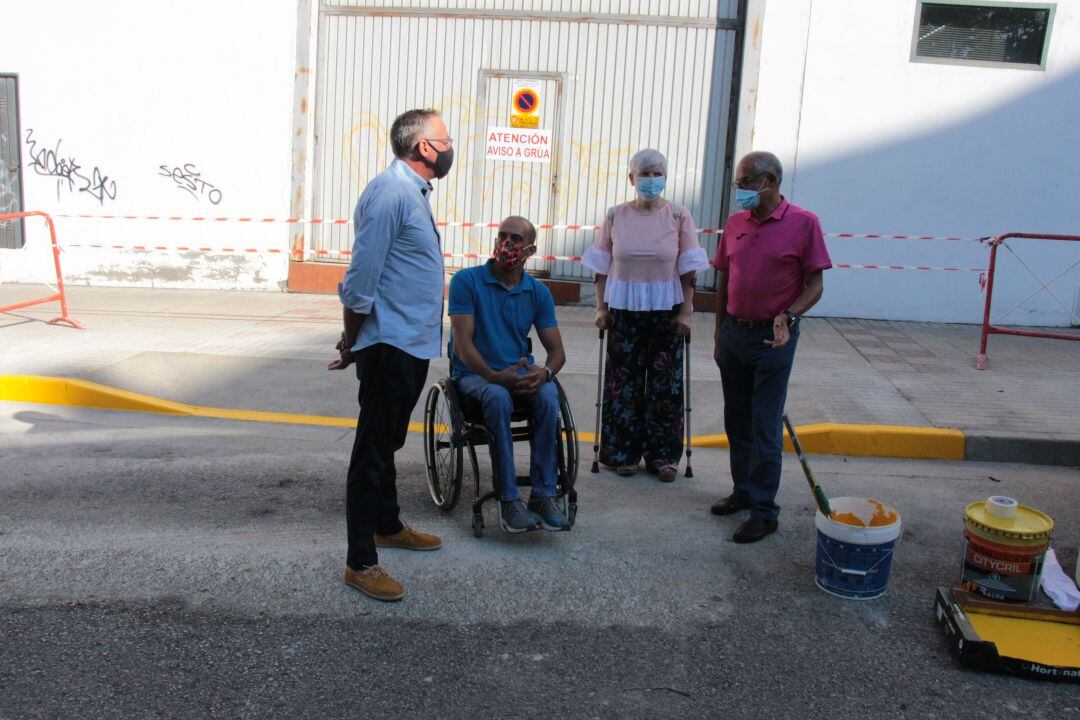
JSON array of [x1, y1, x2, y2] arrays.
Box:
[[422, 341, 579, 538]]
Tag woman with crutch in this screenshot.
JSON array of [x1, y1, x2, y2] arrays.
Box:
[[581, 148, 709, 482]]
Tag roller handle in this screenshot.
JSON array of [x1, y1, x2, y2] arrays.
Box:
[[783, 413, 832, 517]]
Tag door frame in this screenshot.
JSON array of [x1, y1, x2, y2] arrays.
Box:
[[472, 69, 567, 242], [0, 73, 26, 249]]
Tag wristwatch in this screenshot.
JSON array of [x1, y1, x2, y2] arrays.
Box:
[[543, 366, 555, 382], [783, 310, 799, 327]]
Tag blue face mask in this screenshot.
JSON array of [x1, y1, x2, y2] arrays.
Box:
[[735, 187, 764, 210], [636, 176, 666, 199]]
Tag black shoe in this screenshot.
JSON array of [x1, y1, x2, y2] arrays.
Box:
[[733, 517, 778, 544], [710, 494, 751, 516]]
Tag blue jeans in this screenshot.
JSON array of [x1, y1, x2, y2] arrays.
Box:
[[456, 373, 560, 502], [715, 318, 799, 521]]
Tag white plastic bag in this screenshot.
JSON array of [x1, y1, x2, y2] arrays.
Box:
[[1040, 548, 1080, 612]]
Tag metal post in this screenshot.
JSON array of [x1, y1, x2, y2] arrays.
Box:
[[590, 328, 605, 473], [684, 334, 693, 478], [976, 239, 1000, 370]]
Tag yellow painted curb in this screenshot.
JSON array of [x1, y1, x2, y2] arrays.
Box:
[[0, 375, 964, 460], [0, 375, 358, 430], [694, 423, 965, 460]]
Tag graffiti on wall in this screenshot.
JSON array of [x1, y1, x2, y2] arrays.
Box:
[[158, 163, 223, 205], [25, 129, 117, 205]]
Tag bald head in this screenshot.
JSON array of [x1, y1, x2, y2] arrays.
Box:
[[499, 215, 537, 246]]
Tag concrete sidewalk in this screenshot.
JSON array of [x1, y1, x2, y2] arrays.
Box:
[[2, 283, 1078, 464]]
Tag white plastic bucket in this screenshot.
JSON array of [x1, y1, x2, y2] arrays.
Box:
[[815, 497, 903, 600]]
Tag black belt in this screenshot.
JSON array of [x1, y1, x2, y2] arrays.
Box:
[[727, 316, 773, 329]]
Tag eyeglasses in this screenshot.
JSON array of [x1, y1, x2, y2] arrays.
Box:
[[732, 173, 768, 190], [423, 137, 454, 149]]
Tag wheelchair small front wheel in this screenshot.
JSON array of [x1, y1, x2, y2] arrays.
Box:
[[472, 514, 484, 538], [423, 381, 464, 511]]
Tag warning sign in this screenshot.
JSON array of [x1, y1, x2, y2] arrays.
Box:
[[510, 80, 541, 129], [485, 127, 552, 164]]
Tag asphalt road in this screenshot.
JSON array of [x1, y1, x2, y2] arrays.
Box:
[[1, 403, 1078, 719]]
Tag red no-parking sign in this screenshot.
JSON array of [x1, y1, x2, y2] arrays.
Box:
[[510, 80, 541, 128]]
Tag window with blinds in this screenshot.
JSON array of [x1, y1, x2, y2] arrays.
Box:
[[913, 2, 1054, 69]]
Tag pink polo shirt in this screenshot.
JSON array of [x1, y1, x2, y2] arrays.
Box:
[[711, 198, 831, 320]]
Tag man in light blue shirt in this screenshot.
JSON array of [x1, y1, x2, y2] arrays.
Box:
[[329, 108, 454, 602]]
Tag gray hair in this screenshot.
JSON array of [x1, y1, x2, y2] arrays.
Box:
[[390, 108, 441, 159], [741, 151, 783, 186], [629, 148, 668, 176]]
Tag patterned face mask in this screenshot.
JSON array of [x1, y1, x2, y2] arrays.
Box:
[[493, 237, 534, 270]]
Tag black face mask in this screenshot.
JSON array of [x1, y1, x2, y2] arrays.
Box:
[[422, 144, 454, 179]]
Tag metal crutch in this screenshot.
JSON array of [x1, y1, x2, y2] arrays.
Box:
[[591, 328, 606, 473], [684, 334, 694, 478]]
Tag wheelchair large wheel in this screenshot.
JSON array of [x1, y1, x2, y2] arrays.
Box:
[[554, 379, 579, 494], [423, 380, 463, 511]]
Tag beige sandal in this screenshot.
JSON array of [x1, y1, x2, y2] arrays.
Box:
[[616, 465, 638, 477], [658, 464, 679, 483]]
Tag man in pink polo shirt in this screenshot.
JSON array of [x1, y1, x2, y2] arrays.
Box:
[[709, 151, 831, 544]]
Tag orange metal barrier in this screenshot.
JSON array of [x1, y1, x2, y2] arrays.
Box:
[[0, 211, 83, 328]]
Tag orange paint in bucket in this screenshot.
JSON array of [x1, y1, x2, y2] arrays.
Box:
[[829, 499, 899, 528]]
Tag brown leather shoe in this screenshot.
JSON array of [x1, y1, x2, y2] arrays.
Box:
[[374, 524, 442, 551], [343, 564, 404, 602]]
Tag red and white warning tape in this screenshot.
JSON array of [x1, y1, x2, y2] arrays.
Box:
[[51, 214, 988, 272], [833, 263, 985, 272], [60, 243, 985, 272], [65, 243, 288, 255], [53, 213, 990, 243], [54, 213, 352, 226]]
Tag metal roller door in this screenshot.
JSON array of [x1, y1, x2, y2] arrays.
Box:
[[310, 1, 742, 288]]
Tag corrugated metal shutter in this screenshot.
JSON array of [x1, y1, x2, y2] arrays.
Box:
[[0, 75, 24, 250], [310, 1, 741, 288]]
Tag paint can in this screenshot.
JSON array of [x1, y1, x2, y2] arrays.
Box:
[[962, 496, 1053, 603], [815, 497, 902, 600]]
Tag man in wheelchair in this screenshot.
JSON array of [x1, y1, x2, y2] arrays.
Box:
[[448, 215, 569, 533]]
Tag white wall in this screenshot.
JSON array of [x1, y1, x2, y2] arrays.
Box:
[[749, 0, 1080, 325], [0, 0, 297, 291]]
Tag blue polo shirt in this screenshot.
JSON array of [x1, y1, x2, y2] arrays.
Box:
[[448, 261, 558, 379]]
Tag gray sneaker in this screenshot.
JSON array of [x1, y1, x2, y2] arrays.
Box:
[[500, 499, 541, 534], [528, 496, 570, 532]]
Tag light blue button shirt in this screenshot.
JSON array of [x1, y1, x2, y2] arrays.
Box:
[[338, 159, 444, 360]]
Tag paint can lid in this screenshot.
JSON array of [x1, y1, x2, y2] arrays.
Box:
[[964, 499, 1053, 540]]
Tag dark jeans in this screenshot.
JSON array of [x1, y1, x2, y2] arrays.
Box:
[[346, 343, 429, 570], [456, 373, 560, 502], [715, 318, 799, 521]]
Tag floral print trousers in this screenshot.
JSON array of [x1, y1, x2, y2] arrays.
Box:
[[599, 308, 685, 471]]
